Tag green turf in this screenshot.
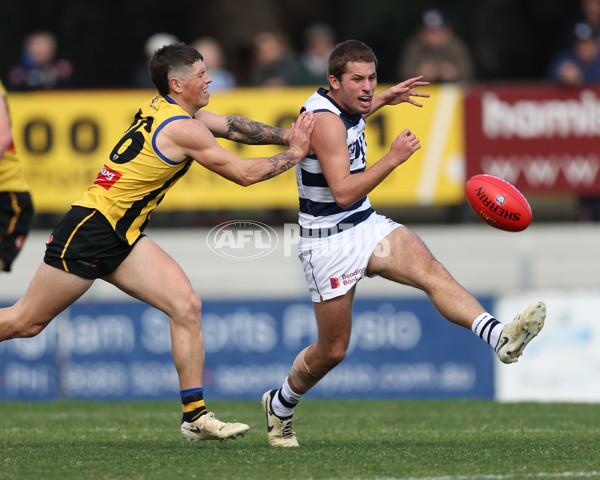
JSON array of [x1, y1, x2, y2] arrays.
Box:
[[0, 399, 598, 480]]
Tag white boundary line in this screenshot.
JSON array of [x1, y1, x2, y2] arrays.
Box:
[[331, 473, 600, 480]]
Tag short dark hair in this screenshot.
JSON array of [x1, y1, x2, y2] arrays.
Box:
[[149, 43, 203, 96], [327, 40, 378, 81]]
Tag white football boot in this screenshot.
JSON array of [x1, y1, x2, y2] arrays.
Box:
[[262, 390, 299, 447], [181, 412, 249, 442], [495, 301, 546, 364]]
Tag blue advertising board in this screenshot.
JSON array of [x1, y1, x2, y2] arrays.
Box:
[[0, 297, 494, 400]]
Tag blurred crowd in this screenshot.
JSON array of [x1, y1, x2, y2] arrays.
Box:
[[3, 2, 600, 230], [2, 14, 475, 91], [5, 2, 600, 92]]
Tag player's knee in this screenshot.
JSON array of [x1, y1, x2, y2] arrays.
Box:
[[418, 257, 449, 285], [189, 292, 202, 315], [172, 290, 202, 323], [426, 257, 443, 274], [3, 318, 45, 339], [431, 259, 456, 285], [186, 292, 203, 319], [325, 346, 346, 369], [0, 306, 45, 339], [21, 323, 46, 338]]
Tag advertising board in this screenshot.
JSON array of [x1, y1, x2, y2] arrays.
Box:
[[0, 297, 493, 400], [8, 85, 465, 212], [465, 84, 600, 195]]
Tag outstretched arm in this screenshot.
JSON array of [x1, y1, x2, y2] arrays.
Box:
[[365, 75, 430, 118], [195, 109, 290, 145], [162, 111, 314, 186]]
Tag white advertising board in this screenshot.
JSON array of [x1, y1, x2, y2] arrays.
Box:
[[495, 291, 600, 402]]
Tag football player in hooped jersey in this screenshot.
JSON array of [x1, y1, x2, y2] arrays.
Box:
[[262, 40, 546, 447], [0, 43, 314, 442]]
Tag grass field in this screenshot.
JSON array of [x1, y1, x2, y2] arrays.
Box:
[[0, 399, 599, 480]]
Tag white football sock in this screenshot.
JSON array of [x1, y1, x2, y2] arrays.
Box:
[[271, 377, 303, 418], [471, 312, 504, 348]]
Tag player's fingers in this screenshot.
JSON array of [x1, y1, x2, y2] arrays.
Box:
[[300, 110, 314, 126], [401, 75, 424, 86], [408, 99, 424, 107]]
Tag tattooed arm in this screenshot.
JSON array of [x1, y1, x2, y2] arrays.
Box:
[[195, 110, 290, 145], [160, 111, 314, 186]]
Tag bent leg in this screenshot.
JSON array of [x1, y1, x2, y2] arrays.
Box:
[[107, 237, 251, 441], [266, 287, 355, 445], [103, 236, 204, 390], [287, 287, 355, 395], [0, 262, 93, 340], [366, 226, 484, 330]]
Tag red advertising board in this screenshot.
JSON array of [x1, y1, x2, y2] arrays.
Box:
[[465, 83, 600, 195]]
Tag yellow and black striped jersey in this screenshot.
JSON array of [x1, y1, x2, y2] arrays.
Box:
[[74, 95, 193, 245], [0, 81, 29, 193]]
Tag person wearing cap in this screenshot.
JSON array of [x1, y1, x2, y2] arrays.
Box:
[[546, 22, 600, 86], [397, 8, 475, 83]]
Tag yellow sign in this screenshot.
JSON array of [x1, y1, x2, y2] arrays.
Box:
[[8, 85, 464, 213]]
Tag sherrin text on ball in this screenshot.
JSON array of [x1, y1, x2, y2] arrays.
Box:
[[465, 174, 532, 232]]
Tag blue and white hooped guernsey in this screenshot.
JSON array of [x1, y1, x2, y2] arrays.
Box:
[[296, 88, 374, 238]]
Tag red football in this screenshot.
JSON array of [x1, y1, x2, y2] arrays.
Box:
[[465, 174, 532, 232]]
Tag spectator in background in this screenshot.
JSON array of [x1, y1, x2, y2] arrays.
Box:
[[190, 37, 236, 91], [397, 9, 475, 83], [565, 0, 600, 40], [287, 23, 336, 86], [131, 32, 179, 88], [583, 0, 600, 31], [548, 19, 600, 220], [7, 31, 74, 91], [0, 80, 34, 272], [582, 0, 600, 33], [546, 22, 600, 86], [250, 30, 298, 87]]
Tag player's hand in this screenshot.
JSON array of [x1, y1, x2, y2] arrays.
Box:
[[390, 128, 421, 165], [383, 76, 430, 107], [288, 111, 315, 158]]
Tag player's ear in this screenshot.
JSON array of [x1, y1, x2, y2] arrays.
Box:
[[329, 74, 340, 90], [169, 76, 183, 94]]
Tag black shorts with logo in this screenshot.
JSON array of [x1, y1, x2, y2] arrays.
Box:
[[44, 206, 138, 279], [0, 191, 34, 272]]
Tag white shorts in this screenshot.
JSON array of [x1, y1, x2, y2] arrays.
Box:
[[298, 212, 401, 302]]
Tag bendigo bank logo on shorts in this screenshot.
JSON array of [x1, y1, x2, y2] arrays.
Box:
[[330, 267, 366, 289], [342, 267, 365, 286], [94, 165, 122, 190]]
